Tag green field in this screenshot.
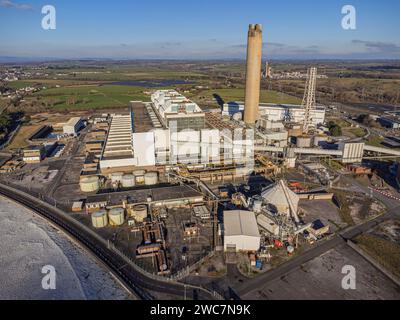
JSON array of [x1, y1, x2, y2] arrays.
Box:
[[190, 88, 302, 105], [366, 136, 384, 147], [345, 127, 367, 138], [355, 234, 400, 278], [20, 81, 301, 111], [31, 84, 151, 110]]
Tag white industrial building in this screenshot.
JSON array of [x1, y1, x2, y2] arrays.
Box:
[[339, 142, 365, 164], [223, 210, 260, 252], [151, 90, 205, 130], [222, 102, 326, 127], [100, 114, 136, 172], [100, 112, 224, 172], [141, 128, 222, 166], [63, 117, 84, 136], [257, 118, 289, 147]]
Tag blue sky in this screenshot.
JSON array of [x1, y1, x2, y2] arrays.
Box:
[[0, 0, 399, 59]]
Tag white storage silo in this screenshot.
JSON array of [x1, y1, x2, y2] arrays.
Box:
[[80, 176, 100, 193], [108, 208, 125, 226], [130, 204, 148, 222], [110, 172, 124, 183], [133, 170, 146, 185], [121, 174, 135, 188], [144, 172, 158, 185], [91, 210, 108, 228]]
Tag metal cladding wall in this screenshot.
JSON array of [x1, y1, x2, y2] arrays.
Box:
[[244, 24, 263, 125], [224, 235, 261, 252], [340, 142, 365, 164]]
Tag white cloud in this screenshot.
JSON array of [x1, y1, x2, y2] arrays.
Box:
[[0, 0, 32, 10]]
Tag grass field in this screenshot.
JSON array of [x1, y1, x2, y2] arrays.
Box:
[[31, 84, 151, 110], [30, 67, 208, 82], [19, 82, 302, 111], [332, 190, 355, 226], [190, 88, 302, 105], [355, 234, 400, 278], [9, 79, 98, 88], [366, 136, 384, 147], [343, 127, 367, 138], [6, 124, 41, 150]]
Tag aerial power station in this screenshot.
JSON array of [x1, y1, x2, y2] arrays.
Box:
[[1, 19, 400, 302]]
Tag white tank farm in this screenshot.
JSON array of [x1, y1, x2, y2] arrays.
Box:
[[144, 172, 158, 185], [91, 210, 108, 228], [108, 208, 125, 226], [129, 204, 148, 222], [133, 170, 146, 185], [80, 176, 100, 193], [121, 174, 135, 188], [110, 172, 124, 183]]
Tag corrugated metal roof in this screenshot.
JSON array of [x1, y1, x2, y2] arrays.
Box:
[[224, 210, 260, 237]]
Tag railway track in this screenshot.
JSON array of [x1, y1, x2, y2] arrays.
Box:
[[0, 185, 216, 300]]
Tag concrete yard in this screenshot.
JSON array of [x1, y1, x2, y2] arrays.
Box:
[[241, 243, 400, 300], [300, 199, 343, 232]]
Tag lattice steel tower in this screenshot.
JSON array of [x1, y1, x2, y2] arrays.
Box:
[[302, 67, 317, 134]]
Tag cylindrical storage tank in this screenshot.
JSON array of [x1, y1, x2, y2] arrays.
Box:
[[121, 174, 135, 188], [110, 172, 124, 183], [144, 172, 158, 186], [108, 208, 125, 226], [133, 170, 146, 185], [80, 176, 100, 193], [296, 135, 312, 148], [91, 210, 108, 228], [130, 204, 148, 222], [313, 135, 328, 147]]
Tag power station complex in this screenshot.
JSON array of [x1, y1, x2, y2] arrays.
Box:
[[96, 24, 400, 179], [5, 23, 399, 285]]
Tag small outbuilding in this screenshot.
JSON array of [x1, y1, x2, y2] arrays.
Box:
[[223, 210, 260, 252]]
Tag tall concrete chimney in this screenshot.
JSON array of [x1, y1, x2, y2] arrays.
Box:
[[244, 24, 263, 125]]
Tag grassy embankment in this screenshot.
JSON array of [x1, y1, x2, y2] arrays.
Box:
[[355, 233, 400, 278]]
